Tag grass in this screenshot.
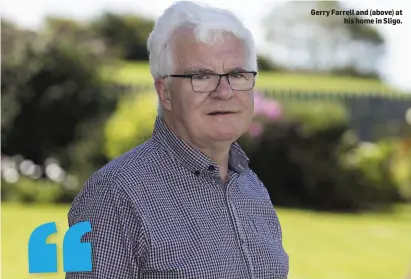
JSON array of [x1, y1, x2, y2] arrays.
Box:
[[101, 61, 409, 95], [1, 203, 70, 279], [2, 202, 411, 279]]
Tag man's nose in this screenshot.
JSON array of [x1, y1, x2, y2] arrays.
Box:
[[210, 76, 233, 100]]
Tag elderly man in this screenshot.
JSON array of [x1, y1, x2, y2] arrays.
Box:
[[66, 1, 289, 278]]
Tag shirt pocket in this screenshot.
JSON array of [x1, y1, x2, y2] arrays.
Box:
[[249, 215, 277, 245]]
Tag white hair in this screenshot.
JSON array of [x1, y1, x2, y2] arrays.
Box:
[[146, 1, 258, 116]]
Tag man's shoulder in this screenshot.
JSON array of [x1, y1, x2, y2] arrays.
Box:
[[71, 139, 167, 204], [242, 168, 272, 198], [97, 138, 162, 182], [244, 168, 264, 186]]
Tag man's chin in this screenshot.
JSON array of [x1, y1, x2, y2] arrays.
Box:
[[207, 131, 241, 144]]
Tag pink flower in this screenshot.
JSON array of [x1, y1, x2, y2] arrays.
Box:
[[261, 99, 282, 120], [248, 121, 264, 138], [253, 92, 264, 114], [253, 92, 282, 121]]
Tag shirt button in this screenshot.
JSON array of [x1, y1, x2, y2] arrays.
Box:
[[208, 165, 215, 171]]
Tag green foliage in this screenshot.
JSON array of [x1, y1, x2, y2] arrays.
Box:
[[1, 20, 119, 173], [257, 55, 283, 72], [1, 19, 38, 131], [33, 13, 155, 62], [341, 141, 397, 201], [1, 178, 64, 204], [343, 139, 411, 203], [104, 92, 157, 159], [42, 17, 97, 48], [90, 12, 154, 60], [392, 141, 411, 201], [330, 65, 378, 79], [282, 101, 349, 134], [240, 100, 406, 211]]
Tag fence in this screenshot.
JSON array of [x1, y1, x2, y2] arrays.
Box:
[[111, 83, 411, 142], [261, 89, 411, 142]]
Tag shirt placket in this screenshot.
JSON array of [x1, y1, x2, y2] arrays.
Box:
[[218, 173, 255, 279]]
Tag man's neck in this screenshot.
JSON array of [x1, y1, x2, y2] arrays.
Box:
[[204, 147, 230, 182], [162, 116, 231, 181]]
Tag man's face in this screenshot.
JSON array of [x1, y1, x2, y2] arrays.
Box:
[[161, 29, 255, 148]]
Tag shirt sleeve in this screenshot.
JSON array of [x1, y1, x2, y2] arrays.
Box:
[[65, 175, 146, 279]]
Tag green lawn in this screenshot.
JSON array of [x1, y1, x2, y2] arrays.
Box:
[[101, 61, 409, 95], [2, 202, 411, 279]]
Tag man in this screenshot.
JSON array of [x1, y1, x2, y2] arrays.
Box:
[[66, 1, 289, 278]]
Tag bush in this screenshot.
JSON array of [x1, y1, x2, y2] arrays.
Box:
[[1, 178, 64, 204], [343, 138, 411, 203], [341, 140, 400, 203], [90, 13, 154, 61], [239, 94, 406, 211], [1, 20, 120, 179], [1, 154, 84, 203], [257, 55, 283, 72], [392, 143, 411, 202], [104, 91, 157, 159]]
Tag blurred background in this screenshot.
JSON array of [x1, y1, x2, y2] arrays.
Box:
[[1, 0, 411, 278]]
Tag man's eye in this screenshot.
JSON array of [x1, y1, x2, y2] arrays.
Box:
[[192, 74, 211, 80], [230, 73, 246, 79]]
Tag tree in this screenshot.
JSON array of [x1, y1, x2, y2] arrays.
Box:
[[1, 19, 39, 139], [263, 1, 385, 78], [257, 55, 284, 72], [41, 16, 106, 57], [1, 19, 119, 176], [90, 12, 154, 61]]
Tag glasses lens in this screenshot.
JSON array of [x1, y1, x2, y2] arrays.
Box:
[[228, 72, 255, 90], [192, 74, 220, 92]]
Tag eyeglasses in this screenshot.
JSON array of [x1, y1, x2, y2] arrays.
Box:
[[163, 71, 257, 93]]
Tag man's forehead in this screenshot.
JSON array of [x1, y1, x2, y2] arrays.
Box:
[[173, 28, 245, 52], [176, 57, 249, 74], [171, 29, 248, 73], [173, 44, 248, 72]]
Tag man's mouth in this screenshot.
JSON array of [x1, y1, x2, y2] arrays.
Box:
[[208, 111, 235, 116]]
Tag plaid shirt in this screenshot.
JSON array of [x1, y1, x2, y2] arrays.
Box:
[[66, 116, 289, 279]]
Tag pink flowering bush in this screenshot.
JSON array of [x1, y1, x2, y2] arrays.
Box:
[[253, 92, 283, 120], [239, 93, 403, 212], [246, 91, 283, 138]]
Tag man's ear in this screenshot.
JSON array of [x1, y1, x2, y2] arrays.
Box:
[[154, 78, 172, 112]]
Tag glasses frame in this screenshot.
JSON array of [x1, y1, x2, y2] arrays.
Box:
[[163, 71, 258, 93]]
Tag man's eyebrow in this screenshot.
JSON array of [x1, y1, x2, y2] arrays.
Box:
[[227, 67, 251, 73], [183, 67, 214, 75], [183, 66, 252, 75]]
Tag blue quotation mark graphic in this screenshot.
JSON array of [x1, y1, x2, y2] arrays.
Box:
[[28, 221, 92, 273]]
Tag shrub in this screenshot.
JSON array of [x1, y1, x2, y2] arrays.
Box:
[[257, 55, 284, 72], [239, 94, 405, 211], [341, 140, 399, 202], [1, 155, 83, 203], [1, 178, 64, 204], [104, 91, 157, 159], [90, 13, 154, 61], [1, 20, 119, 177], [343, 138, 411, 203], [391, 140, 411, 202]]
